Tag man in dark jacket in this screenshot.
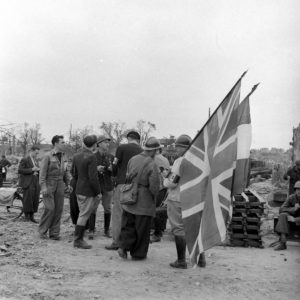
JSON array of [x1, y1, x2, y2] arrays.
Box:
[[86, 135, 114, 239], [118, 137, 160, 260], [18, 145, 40, 223], [274, 180, 300, 251], [105, 130, 142, 250], [72, 135, 101, 249]]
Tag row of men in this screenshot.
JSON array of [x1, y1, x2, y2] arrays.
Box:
[[18, 131, 204, 269]]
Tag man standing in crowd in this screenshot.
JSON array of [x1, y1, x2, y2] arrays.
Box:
[[18, 145, 40, 223], [151, 147, 170, 243], [105, 130, 142, 250], [0, 155, 11, 187], [284, 160, 300, 196], [72, 135, 101, 249], [39, 135, 70, 240], [163, 134, 206, 269], [274, 180, 300, 251], [86, 135, 114, 239], [118, 137, 160, 260]]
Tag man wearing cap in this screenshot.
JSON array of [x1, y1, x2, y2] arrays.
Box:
[[72, 135, 101, 249], [39, 135, 71, 240], [284, 160, 300, 196], [86, 135, 114, 239], [274, 180, 300, 251], [105, 130, 142, 250], [118, 137, 160, 260], [163, 134, 206, 269]]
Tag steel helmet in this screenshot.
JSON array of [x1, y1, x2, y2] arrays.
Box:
[[294, 181, 300, 189], [175, 134, 192, 148], [143, 137, 162, 151]]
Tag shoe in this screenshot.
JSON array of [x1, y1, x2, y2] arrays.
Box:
[[39, 233, 48, 240], [197, 253, 206, 268], [105, 244, 119, 250], [88, 231, 94, 240], [131, 256, 146, 261], [269, 240, 281, 248], [150, 235, 161, 243], [118, 248, 127, 259], [73, 225, 92, 249], [29, 213, 38, 223], [49, 236, 61, 240], [30, 218, 38, 224], [274, 242, 287, 251], [170, 260, 187, 269]]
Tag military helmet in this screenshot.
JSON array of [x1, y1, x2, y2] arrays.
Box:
[[143, 137, 162, 151], [294, 181, 300, 189], [175, 134, 192, 148]]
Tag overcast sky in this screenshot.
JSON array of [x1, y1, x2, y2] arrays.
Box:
[[0, 0, 299, 149]]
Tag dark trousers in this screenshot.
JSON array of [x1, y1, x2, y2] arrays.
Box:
[[153, 188, 168, 236], [69, 189, 79, 225], [23, 176, 40, 213], [119, 210, 152, 259]]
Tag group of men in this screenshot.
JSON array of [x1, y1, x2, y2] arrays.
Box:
[[15, 132, 300, 269], [16, 130, 206, 269]]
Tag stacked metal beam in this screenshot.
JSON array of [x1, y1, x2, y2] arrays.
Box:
[[229, 190, 264, 248]]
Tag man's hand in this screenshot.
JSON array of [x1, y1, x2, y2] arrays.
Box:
[[294, 203, 300, 211], [68, 185, 73, 193], [97, 165, 105, 173], [32, 166, 40, 172]]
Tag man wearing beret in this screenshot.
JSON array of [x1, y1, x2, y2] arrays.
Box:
[[86, 135, 114, 239], [72, 135, 101, 249], [105, 130, 142, 250]]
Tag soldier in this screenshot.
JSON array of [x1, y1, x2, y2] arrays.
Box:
[[163, 134, 206, 269], [118, 137, 160, 260], [274, 180, 300, 251], [284, 160, 300, 196], [86, 135, 114, 239]]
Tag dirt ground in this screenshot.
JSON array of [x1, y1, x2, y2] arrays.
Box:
[[0, 186, 300, 300]]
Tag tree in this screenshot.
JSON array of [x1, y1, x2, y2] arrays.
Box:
[[18, 122, 31, 155], [99, 121, 127, 146], [69, 126, 94, 153], [29, 123, 44, 145], [135, 120, 156, 145]]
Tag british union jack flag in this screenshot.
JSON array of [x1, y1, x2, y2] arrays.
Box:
[[180, 76, 244, 265]]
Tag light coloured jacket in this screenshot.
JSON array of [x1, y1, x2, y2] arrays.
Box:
[[39, 150, 70, 191]]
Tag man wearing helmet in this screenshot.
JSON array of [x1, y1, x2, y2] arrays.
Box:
[[117, 137, 160, 260], [163, 134, 206, 269], [283, 160, 300, 196], [274, 180, 300, 250]]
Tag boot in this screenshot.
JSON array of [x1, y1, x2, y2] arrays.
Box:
[[274, 242, 287, 251], [197, 252, 206, 268], [104, 213, 112, 238], [73, 225, 92, 249], [29, 213, 38, 224], [170, 236, 187, 269], [24, 213, 30, 221]]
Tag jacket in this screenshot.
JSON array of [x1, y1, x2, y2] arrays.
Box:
[[72, 148, 101, 197], [39, 150, 70, 191], [280, 194, 300, 216], [122, 152, 160, 217], [18, 156, 39, 189]]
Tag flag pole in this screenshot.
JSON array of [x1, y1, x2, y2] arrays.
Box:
[[242, 83, 260, 101], [185, 71, 247, 153]]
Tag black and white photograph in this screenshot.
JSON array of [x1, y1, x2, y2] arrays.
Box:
[[0, 1, 299, 299]]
